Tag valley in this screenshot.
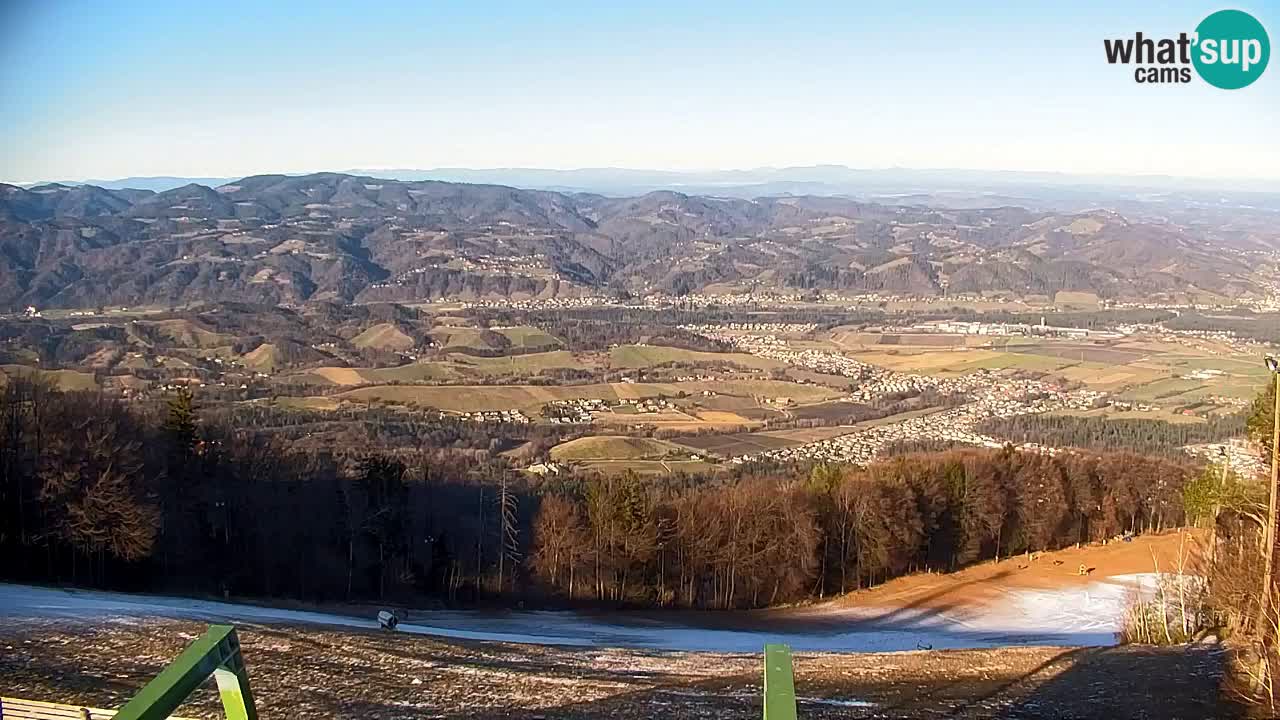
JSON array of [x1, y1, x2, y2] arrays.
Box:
[[1, 173, 1277, 719]]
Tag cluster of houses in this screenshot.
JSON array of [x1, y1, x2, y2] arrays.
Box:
[[460, 296, 613, 311], [675, 322, 1117, 466], [459, 409, 530, 424], [541, 396, 680, 422], [731, 381, 1107, 466], [642, 293, 810, 308], [686, 322, 817, 336], [689, 326, 929, 398], [1113, 323, 1263, 355], [619, 397, 676, 414], [673, 373, 722, 382], [1181, 368, 1226, 381], [904, 319, 1121, 340], [1108, 400, 1158, 412], [544, 398, 606, 423], [525, 462, 565, 476]]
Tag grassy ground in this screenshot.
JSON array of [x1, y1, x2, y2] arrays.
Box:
[[430, 327, 506, 352], [443, 350, 585, 376], [350, 323, 414, 351], [361, 362, 463, 384], [494, 325, 563, 350], [609, 345, 782, 371], [335, 380, 840, 414], [288, 342, 784, 389], [1, 617, 1239, 719], [550, 435, 686, 461], [1053, 290, 1101, 309], [0, 365, 98, 391], [829, 333, 1271, 408]]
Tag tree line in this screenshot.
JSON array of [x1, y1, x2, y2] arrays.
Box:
[[978, 412, 1247, 457], [0, 379, 1197, 611], [0, 380, 535, 603], [529, 450, 1192, 607]]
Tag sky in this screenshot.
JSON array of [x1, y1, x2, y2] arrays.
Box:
[[1, 0, 1278, 183]]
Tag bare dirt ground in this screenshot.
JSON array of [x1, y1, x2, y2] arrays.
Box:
[[0, 617, 1238, 719], [813, 531, 1200, 617]]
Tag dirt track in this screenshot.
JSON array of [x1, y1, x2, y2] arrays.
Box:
[[815, 531, 1201, 617]]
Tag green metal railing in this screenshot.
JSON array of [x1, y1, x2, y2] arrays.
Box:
[[763, 643, 797, 720], [114, 625, 257, 720]]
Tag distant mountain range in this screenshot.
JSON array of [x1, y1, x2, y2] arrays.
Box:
[[22, 165, 1280, 209], [0, 172, 1276, 311]]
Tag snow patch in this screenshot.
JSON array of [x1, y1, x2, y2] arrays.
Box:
[[0, 577, 1165, 653]]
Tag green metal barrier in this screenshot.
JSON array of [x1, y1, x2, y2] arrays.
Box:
[[762, 643, 797, 720], [113, 625, 257, 720]]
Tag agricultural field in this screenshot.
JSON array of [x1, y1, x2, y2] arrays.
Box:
[[492, 325, 563, 350], [824, 332, 1272, 411], [1052, 290, 1101, 310], [441, 350, 586, 376], [279, 344, 789, 389], [837, 348, 1020, 375], [333, 379, 842, 415], [827, 329, 994, 351], [283, 362, 463, 386], [609, 344, 782, 371], [358, 362, 464, 384], [550, 435, 685, 461], [0, 365, 97, 391], [1010, 344, 1148, 365], [675, 431, 804, 457], [132, 319, 237, 349], [592, 408, 759, 432], [437, 328, 499, 352], [350, 323, 415, 351]]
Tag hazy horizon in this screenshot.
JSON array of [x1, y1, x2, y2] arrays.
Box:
[[12, 163, 1280, 194], [2, 1, 1277, 184]]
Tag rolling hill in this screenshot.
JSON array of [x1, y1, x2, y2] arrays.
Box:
[[1, 173, 1276, 310]]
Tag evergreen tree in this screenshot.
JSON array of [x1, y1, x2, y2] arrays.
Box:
[[163, 387, 199, 456]]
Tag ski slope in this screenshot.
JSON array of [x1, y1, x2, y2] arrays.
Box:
[[0, 575, 1158, 653]]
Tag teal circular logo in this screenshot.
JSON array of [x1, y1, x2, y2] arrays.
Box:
[[1193, 10, 1270, 89]]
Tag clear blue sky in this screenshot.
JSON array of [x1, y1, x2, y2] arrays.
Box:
[[1, 0, 1277, 183]]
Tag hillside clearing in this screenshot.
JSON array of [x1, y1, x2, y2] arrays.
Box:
[[609, 345, 783, 371], [550, 435, 685, 461], [335, 379, 840, 413], [350, 323, 415, 351]]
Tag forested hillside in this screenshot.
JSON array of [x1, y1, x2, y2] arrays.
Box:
[[0, 379, 1195, 609]]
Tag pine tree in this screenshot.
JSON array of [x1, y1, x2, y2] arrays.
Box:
[[163, 387, 198, 456]]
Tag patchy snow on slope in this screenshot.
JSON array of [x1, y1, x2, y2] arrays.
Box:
[[0, 576, 1165, 653]]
